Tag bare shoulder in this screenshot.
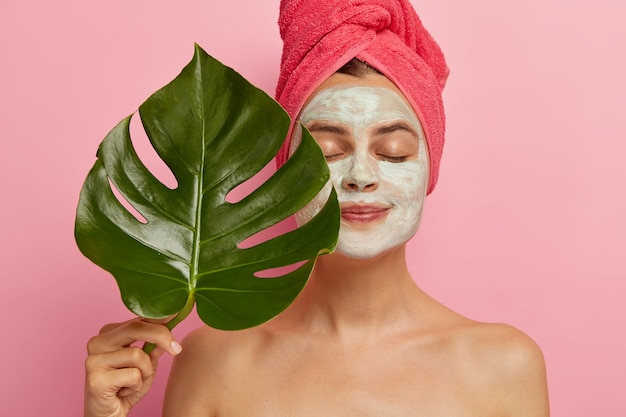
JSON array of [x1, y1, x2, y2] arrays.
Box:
[[178, 322, 265, 357], [172, 321, 272, 374], [453, 321, 550, 416], [163, 324, 269, 416], [458, 322, 545, 372]]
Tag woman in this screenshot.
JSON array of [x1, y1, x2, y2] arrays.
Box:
[[84, 1, 549, 416]]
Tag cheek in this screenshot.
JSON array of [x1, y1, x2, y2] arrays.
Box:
[[379, 163, 428, 204], [327, 158, 351, 189], [287, 125, 303, 158], [294, 180, 333, 226]]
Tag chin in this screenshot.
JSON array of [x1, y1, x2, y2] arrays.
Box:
[[333, 218, 421, 260], [335, 248, 384, 260], [333, 239, 404, 260]]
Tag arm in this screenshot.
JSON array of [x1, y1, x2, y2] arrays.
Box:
[[504, 335, 550, 416], [488, 325, 550, 417], [84, 318, 182, 417]]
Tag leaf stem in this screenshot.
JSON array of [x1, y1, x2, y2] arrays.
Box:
[[142, 292, 195, 354]]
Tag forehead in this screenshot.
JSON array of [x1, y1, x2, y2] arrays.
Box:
[[311, 71, 407, 99], [301, 72, 413, 114], [300, 73, 422, 134], [301, 86, 415, 123]]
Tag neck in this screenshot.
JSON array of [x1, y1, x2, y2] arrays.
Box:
[[284, 245, 425, 340]]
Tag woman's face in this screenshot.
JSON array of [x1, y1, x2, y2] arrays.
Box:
[[291, 72, 429, 259]]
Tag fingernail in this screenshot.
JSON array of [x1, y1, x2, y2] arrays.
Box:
[[171, 340, 183, 355]]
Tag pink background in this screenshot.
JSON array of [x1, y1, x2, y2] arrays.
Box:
[[1, 0, 625, 415]]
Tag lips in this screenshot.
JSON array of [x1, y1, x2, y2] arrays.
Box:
[[340, 203, 390, 224]]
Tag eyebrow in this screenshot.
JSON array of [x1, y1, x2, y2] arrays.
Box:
[[374, 122, 419, 137], [306, 122, 350, 135]]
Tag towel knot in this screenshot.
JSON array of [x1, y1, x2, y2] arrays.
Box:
[[339, 4, 392, 33]]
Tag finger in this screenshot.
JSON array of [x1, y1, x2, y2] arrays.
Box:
[[86, 347, 155, 380], [98, 316, 171, 335], [118, 385, 142, 397], [86, 367, 145, 398], [88, 320, 181, 356], [98, 318, 135, 335], [149, 346, 165, 369]]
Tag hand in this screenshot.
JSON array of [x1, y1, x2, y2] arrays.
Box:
[[84, 318, 182, 417]]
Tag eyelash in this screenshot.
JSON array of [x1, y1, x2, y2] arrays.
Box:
[[324, 153, 408, 163], [324, 153, 344, 161], [379, 154, 408, 163]]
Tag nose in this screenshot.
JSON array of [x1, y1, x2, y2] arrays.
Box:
[[341, 154, 379, 192]]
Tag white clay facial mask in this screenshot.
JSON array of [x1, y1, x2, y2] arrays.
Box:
[[291, 85, 429, 259]]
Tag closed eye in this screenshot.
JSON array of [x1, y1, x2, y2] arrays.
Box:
[[324, 153, 344, 162], [378, 154, 409, 163], [305, 122, 351, 162]]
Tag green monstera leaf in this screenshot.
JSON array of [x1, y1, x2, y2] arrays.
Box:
[[75, 44, 339, 332]]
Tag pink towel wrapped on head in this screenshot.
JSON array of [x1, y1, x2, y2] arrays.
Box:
[[275, 0, 449, 194]]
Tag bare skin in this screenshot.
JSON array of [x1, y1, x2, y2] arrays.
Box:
[[162, 73, 549, 416], [84, 73, 549, 416], [163, 246, 549, 417], [84, 319, 182, 417]]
